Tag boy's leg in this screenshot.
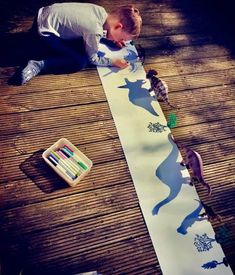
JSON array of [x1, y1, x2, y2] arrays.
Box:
[[20, 34, 87, 85], [41, 34, 88, 73]]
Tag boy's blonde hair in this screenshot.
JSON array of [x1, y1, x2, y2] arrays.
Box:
[[110, 5, 142, 38]]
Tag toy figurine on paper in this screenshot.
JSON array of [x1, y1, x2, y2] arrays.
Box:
[[167, 113, 177, 128], [123, 44, 145, 73], [181, 147, 212, 195], [135, 44, 145, 64], [146, 69, 176, 108], [199, 200, 222, 222]]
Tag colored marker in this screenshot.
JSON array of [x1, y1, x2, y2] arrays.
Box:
[[48, 155, 75, 180], [62, 145, 88, 170], [77, 160, 87, 171], [56, 150, 82, 175], [50, 151, 77, 178], [56, 150, 78, 174], [64, 144, 74, 153], [56, 151, 79, 177], [62, 147, 84, 169], [60, 147, 84, 171]]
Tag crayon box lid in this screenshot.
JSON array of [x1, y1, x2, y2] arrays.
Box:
[[42, 138, 93, 187]]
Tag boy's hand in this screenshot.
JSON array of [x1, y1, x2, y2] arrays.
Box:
[[112, 59, 129, 69]]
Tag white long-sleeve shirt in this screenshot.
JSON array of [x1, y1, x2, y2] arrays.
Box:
[[37, 2, 112, 66]]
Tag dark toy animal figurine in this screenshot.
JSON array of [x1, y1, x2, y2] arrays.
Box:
[[181, 147, 212, 195], [198, 200, 222, 222], [136, 44, 145, 64], [146, 69, 176, 108]]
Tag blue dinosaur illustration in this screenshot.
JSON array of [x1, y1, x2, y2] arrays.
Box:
[[118, 78, 158, 116], [177, 200, 203, 235], [124, 48, 139, 62], [97, 45, 123, 77], [152, 133, 187, 215], [101, 47, 141, 76], [123, 49, 140, 72]]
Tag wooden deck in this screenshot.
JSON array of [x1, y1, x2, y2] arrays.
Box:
[[0, 0, 234, 274]]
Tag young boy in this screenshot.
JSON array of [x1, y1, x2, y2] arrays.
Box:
[[18, 2, 142, 85]]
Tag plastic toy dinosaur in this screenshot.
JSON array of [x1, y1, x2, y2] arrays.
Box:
[[146, 69, 176, 108], [181, 147, 212, 195]]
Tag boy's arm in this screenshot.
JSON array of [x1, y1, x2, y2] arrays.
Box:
[[84, 33, 113, 66], [84, 33, 128, 68]]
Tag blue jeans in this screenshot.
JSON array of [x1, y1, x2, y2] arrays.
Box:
[[39, 34, 88, 74]]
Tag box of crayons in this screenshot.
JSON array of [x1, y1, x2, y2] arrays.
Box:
[[42, 138, 93, 187]]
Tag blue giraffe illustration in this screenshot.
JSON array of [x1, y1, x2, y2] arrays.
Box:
[[118, 78, 158, 116], [152, 133, 188, 215]]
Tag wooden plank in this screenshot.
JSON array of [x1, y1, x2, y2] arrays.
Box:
[[145, 56, 235, 77], [184, 139, 235, 164], [0, 182, 139, 235], [22, 208, 148, 263], [173, 118, 235, 145], [0, 115, 234, 159], [0, 69, 100, 95], [1, 42, 234, 89], [162, 69, 235, 92], [0, 123, 234, 185], [143, 44, 232, 64], [1, 155, 234, 214], [165, 84, 235, 108], [166, 100, 235, 126], [0, 73, 234, 134], [1, 58, 235, 114], [0, 85, 105, 114], [0, 102, 113, 135], [23, 235, 158, 275], [0, 160, 132, 210], [0, 119, 118, 158]]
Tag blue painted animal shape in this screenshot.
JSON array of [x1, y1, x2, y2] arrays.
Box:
[[118, 78, 158, 116], [146, 69, 176, 108], [152, 133, 187, 215], [177, 200, 203, 235], [181, 148, 212, 195]]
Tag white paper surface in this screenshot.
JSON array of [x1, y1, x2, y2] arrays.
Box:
[[97, 41, 233, 275]]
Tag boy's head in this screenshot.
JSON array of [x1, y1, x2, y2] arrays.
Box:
[[105, 5, 142, 44]]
